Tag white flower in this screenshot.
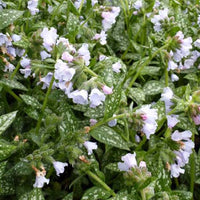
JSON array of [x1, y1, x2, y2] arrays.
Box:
[[171, 130, 192, 141], [40, 27, 58, 52], [53, 161, 68, 176], [118, 153, 137, 171], [27, 0, 39, 15], [89, 88, 106, 108], [12, 34, 21, 42], [20, 68, 32, 78], [83, 141, 98, 155], [40, 72, 56, 89], [33, 173, 50, 188], [193, 115, 200, 125], [99, 55, 108, 61], [161, 87, 174, 113], [170, 163, 185, 178], [108, 114, 117, 127], [112, 61, 122, 73], [4, 63, 15, 72], [93, 31, 107, 45], [133, 0, 142, 10], [20, 57, 31, 68], [0, 33, 11, 46], [62, 52, 74, 62], [7, 47, 16, 57], [139, 161, 147, 168], [194, 39, 200, 48], [69, 90, 88, 105], [78, 43, 91, 66], [168, 60, 178, 71], [136, 105, 158, 139], [102, 7, 120, 31], [54, 59, 75, 82], [171, 74, 179, 82], [167, 115, 179, 128], [40, 50, 51, 60]]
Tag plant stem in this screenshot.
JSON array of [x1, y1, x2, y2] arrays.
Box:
[[165, 62, 169, 87], [90, 113, 129, 131], [84, 66, 98, 77], [11, 60, 21, 80], [35, 76, 55, 134], [78, 0, 85, 13], [86, 170, 116, 197], [140, 189, 146, 200], [5, 88, 22, 103], [136, 136, 147, 150]]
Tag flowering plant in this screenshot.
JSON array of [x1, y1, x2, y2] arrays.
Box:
[[0, 0, 200, 199]]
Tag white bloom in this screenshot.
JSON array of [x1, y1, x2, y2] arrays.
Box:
[[0, 33, 11, 46], [171, 74, 179, 82], [54, 59, 75, 82], [78, 43, 91, 66], [118, 153, 137, 171], [33, 173, 50, 188], [69, 90, 88, 105], [168, 60, 178, 71], [193, 115, 200, 125], [12, 34, 21, 42], [83, 141, 98, 155], [62, 52, 74, 62], [194, 39, 200, 48], [48, 5, 53, 13], [99, 55, 108, 61], [4, 63, 15, 72], [167, 115, 179, 128], [161, 87, 174, 113], [102, 7, 120, 31], [93, 30, 107, 45], [27, 0, 39, 15], [112, 61, 122, 73], [7, 47, 16, 57], [20, 68, 32, 78], [133, 0, 142, 10], [89, 88, 106, 108], [171, 130, 192, 141], [20, 57, 31, 68], [139, 161, 147, 168], [40, 50, 51, 60], [40, 72, 56, 89], [136, 105, 158, 139], [170, 163, 185, 178], [40, 27, 58, 52], [108, 114, 117, 127], [53, 161, 68, 176]]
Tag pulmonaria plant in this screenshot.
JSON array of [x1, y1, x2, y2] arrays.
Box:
[[1, 0, 200, 199]]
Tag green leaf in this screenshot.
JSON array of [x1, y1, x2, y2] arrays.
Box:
[[0, 139, 16, 161], [13, 37, 29, 49], [141, 66, 160, 76], [128, 88, 145, 105], [19, 188, 45, 200], [0, 79, 28, 91], [0, 9, 24, 30], [90, 126, 129, 150], [143, 80, 165, 96], [170, 191, 192, 200], [20, 95, 41, 109], [62, 193, 73, 200], [104, 85, 122, 119], [23, 107, 39, 120], [0, 111, 17, 135], [108, 189, 139, 200], [84, 105, 105, 118], [81, 186, 111, 200], [184, 73, 198, 82], [105, 163, 120, 172]]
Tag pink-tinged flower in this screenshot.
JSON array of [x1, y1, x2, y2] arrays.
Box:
[[40, 27, 58, 52], [89, 88, 106, 108], [101, 7, 120, 31], [192, 115, 200, 125], [61, 52, 73, 62], [170, 163, 185, 178], [33, 172, 49, 188], [53, 161, 68, 176], [69, 90, 88, 105], [40, 50, 51, 60], [102, 85, 113, 95], [139, 161, 147, 168], [167, 115, 179, 128], [136, 105, 158, 139], [112, 61, 122, 73], [93, 31, 107, 45], [83, 141, 98, 155], [90, 119, 97, 126], [118, 153, 137, 171], [27, 0, 39, 15]]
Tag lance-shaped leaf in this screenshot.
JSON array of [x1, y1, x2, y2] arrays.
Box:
[[0, 111, 17, 135], [0, 139, 16, 161], [19, 188, 45, 200], [81, 187, 111, 200], [90, 126, 129, 150], [0, 79, 27, 91], [20, 95, 41, 109], [0, 10, 24, 30], [143, 80, 165, 96]]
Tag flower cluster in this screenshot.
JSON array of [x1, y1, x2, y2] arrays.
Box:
[[170, 130, 194, 178]]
